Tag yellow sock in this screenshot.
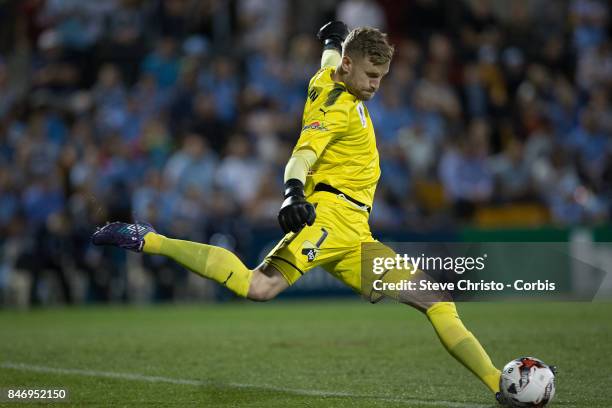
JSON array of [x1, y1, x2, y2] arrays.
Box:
[[142, 232, 252, 298], [426, 302, 501, 393]]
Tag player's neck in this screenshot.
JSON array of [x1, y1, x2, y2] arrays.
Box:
[[332, 66, 361, 100], [331, 65, 347, 84]]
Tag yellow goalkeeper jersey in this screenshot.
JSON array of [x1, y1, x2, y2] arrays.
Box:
[[294, 66, 380, 208]]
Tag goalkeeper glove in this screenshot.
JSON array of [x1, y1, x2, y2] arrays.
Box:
[[278, 179, 316, 234], [317, 21, 349, 52]]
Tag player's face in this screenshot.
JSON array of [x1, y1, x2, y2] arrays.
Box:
[[343, 55, 390, 101]]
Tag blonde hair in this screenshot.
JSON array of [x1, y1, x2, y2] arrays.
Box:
[[343, 27, 395, 65]]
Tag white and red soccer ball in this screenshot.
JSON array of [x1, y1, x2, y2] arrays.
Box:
[[499, 357, 556, 407]]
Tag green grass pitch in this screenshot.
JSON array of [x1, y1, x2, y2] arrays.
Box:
[[1, 300, 611, 407]]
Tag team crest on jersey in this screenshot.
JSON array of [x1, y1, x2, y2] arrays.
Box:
[[301, 244, 318, 262], [357, 102, 367, 128], [300, 228, 329, 262], [302, 121, 328, 132]]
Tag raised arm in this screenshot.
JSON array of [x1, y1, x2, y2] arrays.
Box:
[[317, 21, 348, 68], [277, 22, 350, 234]]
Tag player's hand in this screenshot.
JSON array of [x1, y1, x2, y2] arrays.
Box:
[[317, 21, 349, 51], [278, 179, 316, 234]]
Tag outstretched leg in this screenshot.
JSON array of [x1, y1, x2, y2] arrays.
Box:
[[92, 222, 288, 301]]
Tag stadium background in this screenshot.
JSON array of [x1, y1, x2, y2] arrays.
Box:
[[0, 0, 611, 306]]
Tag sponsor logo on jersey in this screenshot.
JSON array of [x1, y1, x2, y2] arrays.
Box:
[[302, 121, 328, 132]]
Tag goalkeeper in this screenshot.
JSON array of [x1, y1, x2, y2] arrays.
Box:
[[93, 22, 502, 402]]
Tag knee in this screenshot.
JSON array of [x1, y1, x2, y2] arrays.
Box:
[[247, 268, 285, 301], [247, 281, 277, 302]]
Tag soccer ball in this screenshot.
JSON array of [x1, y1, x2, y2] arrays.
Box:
[[499, 357, 556, 407]]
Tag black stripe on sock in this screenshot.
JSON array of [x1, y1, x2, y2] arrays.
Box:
[[222, 271, 234, 285]]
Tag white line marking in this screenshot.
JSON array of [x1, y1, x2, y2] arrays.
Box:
[[1, 362, 489, 407]]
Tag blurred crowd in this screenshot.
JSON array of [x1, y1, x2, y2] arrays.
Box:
[[0, 0, 611, 304]]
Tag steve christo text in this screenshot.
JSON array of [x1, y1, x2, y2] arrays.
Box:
[[372, 278, 557, 292]]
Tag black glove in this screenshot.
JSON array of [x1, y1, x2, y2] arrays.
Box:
[[278, 179, 316, 234], [317, 21, 349, 52]]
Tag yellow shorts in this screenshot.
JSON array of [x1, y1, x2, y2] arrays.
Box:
[[263, 191, 395, 294]]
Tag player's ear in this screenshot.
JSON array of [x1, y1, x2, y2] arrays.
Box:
[[340, 55, 352, 74]]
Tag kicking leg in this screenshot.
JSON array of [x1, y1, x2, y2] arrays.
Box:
[[419, 300, 501, 393], [394, 272, 501, 393], [361, 243, 501, 394]]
